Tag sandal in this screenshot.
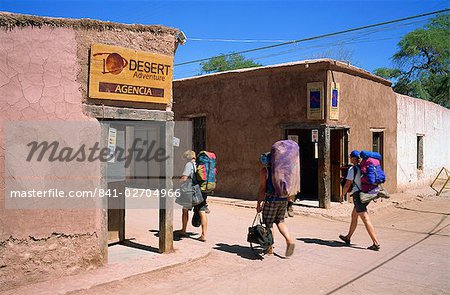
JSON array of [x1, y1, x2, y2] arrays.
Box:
[[339, 234, 351, 245], [197, 236, 207, 242], [367, 244, 380, 251], [264, 245, 273, 255], [285, 243, 295, 257]]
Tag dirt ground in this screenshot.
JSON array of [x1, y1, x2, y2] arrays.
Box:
[[69, 195, 450, 295]]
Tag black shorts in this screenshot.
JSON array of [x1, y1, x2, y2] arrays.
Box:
[[194, 192, 208, 212], [183, 192, 208, 211], [352, 192, 368, 213]]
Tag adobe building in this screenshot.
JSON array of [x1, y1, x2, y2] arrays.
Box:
[[396, 93, 450, 191], [173, 59, 450, 206], [0, 12, 183, 291]]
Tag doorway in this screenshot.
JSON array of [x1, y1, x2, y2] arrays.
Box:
[[106, 122, 126, 243], [287, 129, 318, 200], [103, 120, 167, 250], [330, 129, 347, 202]]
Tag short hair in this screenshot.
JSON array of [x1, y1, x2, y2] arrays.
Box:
[[182, 150, 196, 160]]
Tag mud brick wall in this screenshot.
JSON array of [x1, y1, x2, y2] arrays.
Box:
[[174, 60, 398, 199], [0, 13, 178, 291]]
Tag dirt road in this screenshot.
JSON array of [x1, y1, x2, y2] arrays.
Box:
[[71, 197, 450, 295]]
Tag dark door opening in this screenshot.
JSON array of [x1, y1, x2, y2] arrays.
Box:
[[192, 116, 206, 152], [287, 129, 318, 200]]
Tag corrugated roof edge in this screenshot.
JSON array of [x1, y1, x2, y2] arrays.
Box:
[[0, 11, 180, 35], [175, 58, 392, 86]]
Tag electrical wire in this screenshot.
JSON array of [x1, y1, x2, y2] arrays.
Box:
[[174, 8, 449, 67]]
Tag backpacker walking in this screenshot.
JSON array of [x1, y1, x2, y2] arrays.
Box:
[[339, 150, 381, 251], [256, 140, 299, 257], [176, 150, 208, 242]]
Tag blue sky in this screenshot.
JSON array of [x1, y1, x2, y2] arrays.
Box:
[[1, 0, 448, 79]]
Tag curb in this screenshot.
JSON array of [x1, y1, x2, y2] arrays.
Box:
[[71, 250, 213, 294], [2, 246, 213, 295], [208, 192, 434, 221]]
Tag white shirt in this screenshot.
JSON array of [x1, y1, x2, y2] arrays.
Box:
[[346, 165, 361, 194], [182, 161, 196, 178]]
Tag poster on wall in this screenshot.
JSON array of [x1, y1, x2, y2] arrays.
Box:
[[307, 82, 324, 120], [329, 82, 340, 120], [107, 127, 117, 163]]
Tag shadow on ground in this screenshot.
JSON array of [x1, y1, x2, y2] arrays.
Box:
[[214, 243, 263, 260], [298, 237, 366, 250], [109, 239, 160, 254], [149, 229, 199, 241]]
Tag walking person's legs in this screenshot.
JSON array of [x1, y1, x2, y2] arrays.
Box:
[[262, 202, 277, 255], [340, 207, 358, 244], [276, 221, 295, 256], [181, 208, 189, 234], [196, 197, 208, 242], [275, 201, 295, 257], [359, 211, 380, 250], [198, 211, 207, 241], [266, 225, 274, 255]]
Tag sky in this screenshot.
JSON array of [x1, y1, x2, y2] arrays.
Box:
[[0, 0, 448, 79]]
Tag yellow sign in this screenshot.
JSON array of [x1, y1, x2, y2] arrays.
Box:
[[307, 82, 324, 120], [89, 43, 173, 104], [329, 82, 340, 120]]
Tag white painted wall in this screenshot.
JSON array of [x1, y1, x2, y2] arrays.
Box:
[[396, 94, 450, 191]]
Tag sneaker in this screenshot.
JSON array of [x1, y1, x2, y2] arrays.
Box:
[[367, 244, 380, 251], [339, 234, 351, 245]]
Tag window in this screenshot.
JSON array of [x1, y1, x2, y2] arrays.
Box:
[[372, 131, 384, 167], [192, 116, 206, 152], [417, 135, 424, 170]]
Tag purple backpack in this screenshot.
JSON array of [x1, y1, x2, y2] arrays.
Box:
[[271, 140, 300, 197]]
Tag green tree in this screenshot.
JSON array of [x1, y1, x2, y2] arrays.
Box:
[[374, 14, 450, 108], [200, 53, 262, 74]]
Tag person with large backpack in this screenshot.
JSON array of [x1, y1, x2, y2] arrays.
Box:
[[256, 140, 297, 257], [175, 150, 204, 239], [339, 150, 381, 251]]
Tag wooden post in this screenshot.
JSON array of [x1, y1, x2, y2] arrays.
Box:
[[159, 121, 174, 253], [318, 125, 331, 209]]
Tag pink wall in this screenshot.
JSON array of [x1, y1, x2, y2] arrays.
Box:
[[0, 26, 105, 291]]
